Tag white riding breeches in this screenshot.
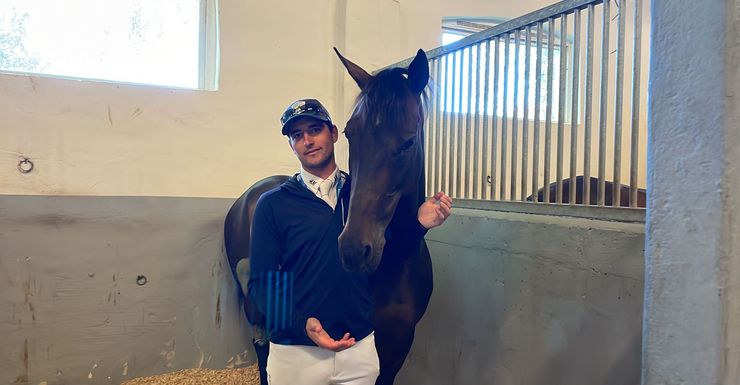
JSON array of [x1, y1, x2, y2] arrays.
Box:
[[266, 332, 380, 385]]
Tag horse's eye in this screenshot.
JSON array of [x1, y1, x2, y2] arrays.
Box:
[[397, 138, 415, 153]]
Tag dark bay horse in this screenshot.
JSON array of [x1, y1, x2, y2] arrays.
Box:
[[335, 48, 432, 385], [223, 49, 432, 385], [223, 174, 288, 384], [527, 175, 647, 207]]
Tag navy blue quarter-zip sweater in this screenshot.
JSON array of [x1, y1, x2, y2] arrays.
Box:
[[248, 172, 375, 346]]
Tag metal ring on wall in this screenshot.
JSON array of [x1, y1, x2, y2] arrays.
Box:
[[17, 158, 34, 174]]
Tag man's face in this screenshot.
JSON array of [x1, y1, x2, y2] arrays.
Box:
[[286, 117, 338, 175]]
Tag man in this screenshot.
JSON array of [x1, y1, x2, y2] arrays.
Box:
[[248, 98, 452, 385]]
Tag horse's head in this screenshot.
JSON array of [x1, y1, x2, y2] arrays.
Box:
[[334, 48, 429, 273]]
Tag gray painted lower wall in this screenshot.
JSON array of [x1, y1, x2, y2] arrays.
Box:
[[0, 196, 644, 385], [0, 195, 254, 385], [396, 208, 645, 385]]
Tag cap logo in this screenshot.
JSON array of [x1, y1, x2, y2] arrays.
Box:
[[290, 100, 306, 112]]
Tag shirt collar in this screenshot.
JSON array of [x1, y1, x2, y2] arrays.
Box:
[[299, 166, 341, 194]]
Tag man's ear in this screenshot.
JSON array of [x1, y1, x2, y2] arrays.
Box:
[[288, 138, 296, 153], [331, 124, 339, 142]]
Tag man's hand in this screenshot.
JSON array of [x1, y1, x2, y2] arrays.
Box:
[[306, 317, 355, 352], [417, 191, 453, 229]]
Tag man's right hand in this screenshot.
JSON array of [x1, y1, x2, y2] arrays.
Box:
[[305, 317, 355, 352]]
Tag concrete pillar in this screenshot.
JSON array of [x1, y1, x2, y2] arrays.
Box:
[[644, 0, 740, 384]]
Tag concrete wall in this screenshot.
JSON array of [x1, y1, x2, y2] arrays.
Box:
[[0, 195, 251, 385], [642, 0, 740, 384], [0, 196, 645, 384], [397, 207, 645, 385]]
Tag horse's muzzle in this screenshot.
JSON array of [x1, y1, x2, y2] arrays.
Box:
[[338, 235, 382, 273]]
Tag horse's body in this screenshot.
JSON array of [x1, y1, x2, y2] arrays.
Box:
[[224, 49, 432, 385], [527, 175, 647, 207], [224, 174, 289, 385]]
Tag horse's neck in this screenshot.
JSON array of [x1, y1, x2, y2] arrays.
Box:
[[400, 123, 425, 210], [415, 122, 426, 204], [380, 173, 425, 272], [388, 127, 426, 241]]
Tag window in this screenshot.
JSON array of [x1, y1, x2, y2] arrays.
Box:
[[440, 19, 569, 122], [0, 0, 219, 90]]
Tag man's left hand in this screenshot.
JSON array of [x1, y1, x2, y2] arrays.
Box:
[[417, 191, 452, 230], [306, 317, 356, 352]]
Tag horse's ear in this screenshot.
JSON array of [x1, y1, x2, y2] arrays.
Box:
[[334, 47, 372, 90], [407, 49, 429, 94]]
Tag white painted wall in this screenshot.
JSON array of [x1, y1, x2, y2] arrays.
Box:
[[0, 0, 597, 199], [0, 0, 339, 198]]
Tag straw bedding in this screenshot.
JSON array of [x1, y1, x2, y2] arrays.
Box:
[[121, 364, 260, 385]]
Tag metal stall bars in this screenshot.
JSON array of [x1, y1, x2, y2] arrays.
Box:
[[385, 0, 647, 209]]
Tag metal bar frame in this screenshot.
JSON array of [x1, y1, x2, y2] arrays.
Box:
[[584, 4, 595, 205], [556, 15, 568, 203], [544, 19, 556, 204], [613, 0, 627, 206], [473, 43, 483, 198], [482, 40, 492, 200], [570, 9, 582, 205], [629, 0, 643, 207], [597, 0, 610, 205], [465, 45, 475, 198], [521, 26, 532, 201]]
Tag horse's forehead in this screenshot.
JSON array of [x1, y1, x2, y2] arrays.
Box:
[[356, 90, 420, 118], [347, 75, 422, 136]]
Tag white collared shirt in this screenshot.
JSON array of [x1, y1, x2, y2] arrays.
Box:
[[299, 166, 343, 209]]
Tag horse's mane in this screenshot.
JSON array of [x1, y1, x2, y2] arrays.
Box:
[[349, 67, 431, 133]]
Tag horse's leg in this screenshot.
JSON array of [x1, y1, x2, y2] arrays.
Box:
[[374, 323, 416, 385], [372, 289, 424, 384], [371, 242, 432, 385], [252, 327, 269, 385], [371, 276, 418, 385]]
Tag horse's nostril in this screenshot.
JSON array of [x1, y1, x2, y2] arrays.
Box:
[[340, 243, 374, 272], [350, 245, 372, 268]]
